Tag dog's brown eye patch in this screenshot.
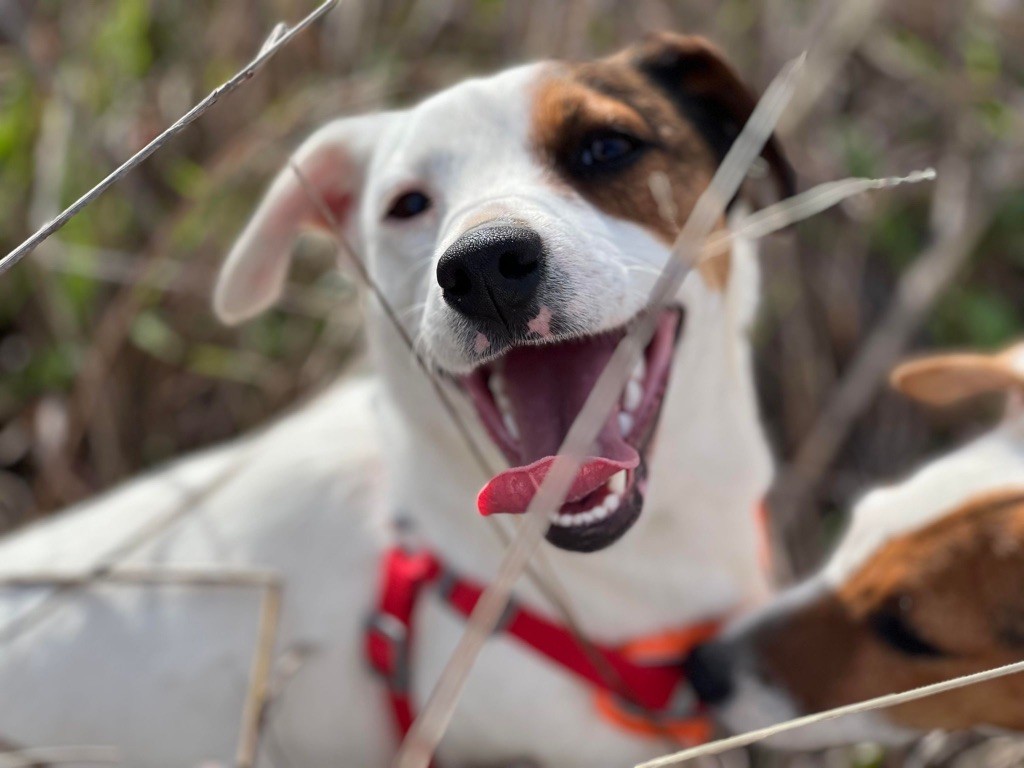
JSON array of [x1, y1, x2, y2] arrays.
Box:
[[532, 62, 728, 289]]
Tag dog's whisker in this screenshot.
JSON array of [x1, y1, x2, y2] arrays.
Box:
[[624, 265, 664, 278], [397, 300, 428, 322]]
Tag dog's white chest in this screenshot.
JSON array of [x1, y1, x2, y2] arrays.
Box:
[[413, 597, 672, 767]]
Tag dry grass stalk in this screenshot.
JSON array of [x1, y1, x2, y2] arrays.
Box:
[[0, 0, 341, 277], [0, 745, 121, 767], [236, 582, 284, 768], [634, 658, 1024, 768], [392, 51, 809, 768]]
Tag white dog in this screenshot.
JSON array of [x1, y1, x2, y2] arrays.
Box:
[[0, 34, 790, 767], [686, 343, 1024, 750]]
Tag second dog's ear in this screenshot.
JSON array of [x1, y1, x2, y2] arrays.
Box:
[[214, 113, 394, 325], [890, 344, 1024, 407], [632, 33, 795, 200]]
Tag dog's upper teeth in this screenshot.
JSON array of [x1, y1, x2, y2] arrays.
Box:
[[623, 380, 643, 413], [503, 412, 519, 440], [490, 373, 506, 397], [489, 373, 519, 439], [617, 412, 634, 437], [630, 357, 646, 385]]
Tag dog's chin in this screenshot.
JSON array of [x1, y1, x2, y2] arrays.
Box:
[[458, 308, 683, 553]]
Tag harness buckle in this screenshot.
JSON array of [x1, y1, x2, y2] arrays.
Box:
[[365, 611, 411, 693]]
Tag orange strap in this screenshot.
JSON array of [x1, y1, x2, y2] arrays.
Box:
[[593, 622, 721, 743]]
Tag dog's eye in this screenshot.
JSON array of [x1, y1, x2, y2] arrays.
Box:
[[386, 191, 432, 220], [869, 599, 944, 658], [572, 130, 645, 172]]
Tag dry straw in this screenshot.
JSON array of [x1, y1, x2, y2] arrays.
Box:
[[390, 50, 811, 768], [635, 658, 1024, 768], [0, 0, 340, 277]]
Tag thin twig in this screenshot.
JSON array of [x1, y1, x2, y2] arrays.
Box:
[[0, 567, 280, 590], [392, 51, 809, 768], [286, 163, 635, 705], [287, 160, 496, 478], [236, 582, 284, 768], [0, 452, 256, 645], [699, 169, 936, 266], [770, 153, 992, 577], [634, 658, 1024, 768], [778, 0, 886, 134], [0, 567, 282, 768], [0, 0, 341, 278], [0, 745, 121, 767]]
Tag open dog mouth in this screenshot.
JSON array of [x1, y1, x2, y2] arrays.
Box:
[[461, 309, 682, 552]]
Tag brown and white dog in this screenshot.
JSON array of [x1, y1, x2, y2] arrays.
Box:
[[0, 35, 790, 767], [687, 343, 1024, 749]]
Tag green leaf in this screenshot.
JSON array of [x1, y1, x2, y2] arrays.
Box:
[[130, 310, 184, 364]]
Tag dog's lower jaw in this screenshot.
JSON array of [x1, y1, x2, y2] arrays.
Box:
[[377, 234, 773, 640], [543, 462, 647, 552]]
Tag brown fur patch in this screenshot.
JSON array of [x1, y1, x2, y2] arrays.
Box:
[[531, 35, 793, 292], [532, 61, 720, 242], [757, 489, 1024, 732]]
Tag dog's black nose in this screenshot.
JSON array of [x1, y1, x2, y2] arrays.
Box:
[[684, 641, 735, 706], [436, 224, 544, 330]]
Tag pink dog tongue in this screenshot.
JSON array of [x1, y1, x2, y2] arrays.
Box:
[[477, 332, 639, 516]]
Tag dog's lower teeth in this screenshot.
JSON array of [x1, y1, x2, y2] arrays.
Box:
[[617, 412, 634, 437], [489, 372, 506, 396], [548, 476, 628, 528]]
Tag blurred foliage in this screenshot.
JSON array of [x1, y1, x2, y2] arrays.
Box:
[[0, 0, 1022, 567]]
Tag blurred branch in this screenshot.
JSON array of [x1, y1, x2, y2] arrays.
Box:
[[778, 0, 885, 135], [0, 0, 340, 277], [769, 152, 995, 579]]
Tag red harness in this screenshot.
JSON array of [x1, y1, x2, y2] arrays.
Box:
[[364, 544, 722, 754]]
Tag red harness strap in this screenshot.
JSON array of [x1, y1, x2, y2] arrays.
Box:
[[365, 544, 719, 752]]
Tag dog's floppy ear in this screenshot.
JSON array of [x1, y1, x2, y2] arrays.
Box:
[[631, 33, 795, 200], [214, 113, 392, 324], [890, 343, 1024, 408]]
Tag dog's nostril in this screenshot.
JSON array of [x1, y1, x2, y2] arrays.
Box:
[[498, 249, 538, 281], [438, 263, 472, 297], [449, 269, 472, 297]]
